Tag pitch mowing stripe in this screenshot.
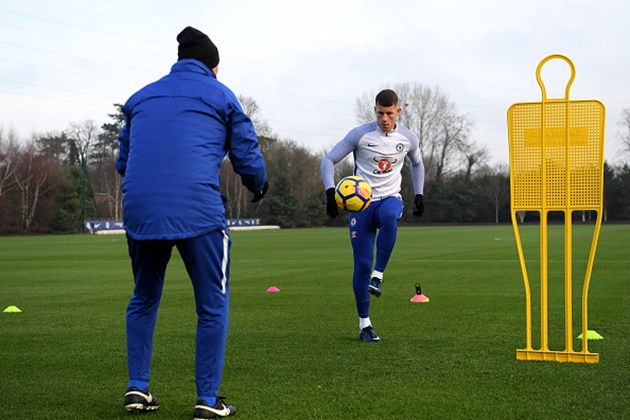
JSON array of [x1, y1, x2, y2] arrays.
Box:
[[221, 258, 630, 264], [4, 258, 627, 265]]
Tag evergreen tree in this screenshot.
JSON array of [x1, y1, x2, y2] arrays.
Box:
[[266, 172, 297, 229], [51, 166, 84, 233]]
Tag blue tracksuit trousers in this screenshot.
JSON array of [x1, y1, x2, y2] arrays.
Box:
[[348, 196, 403, 318], [125, 229, 231, 399]]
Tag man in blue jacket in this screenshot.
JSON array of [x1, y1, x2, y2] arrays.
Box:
[[116, 26, 267, 419]]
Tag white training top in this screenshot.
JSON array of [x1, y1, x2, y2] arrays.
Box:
[[321, 121, 425, 200]]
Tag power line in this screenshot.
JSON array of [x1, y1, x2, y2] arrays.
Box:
[[0, 58, 142, 86], [2, 1, 626, 159], [0, 78, 120, 100], [0, 3, 531, 108], [0, 88, 114, 108]]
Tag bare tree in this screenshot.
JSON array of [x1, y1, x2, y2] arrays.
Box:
[[66, 120, 99, 167], [355, 83, 475, 182], [65, 120, 101, 223], [0, 126, 21, 198], [93, 161, 123, 220], [461, 142, 490, 182], [433, 116, 474, 181], [220, 157, 246, 219], [355, 91, 376, 123], [238, 95, 274, 138], [14, 141, 61, 233], [476, 163, 510, 224], [619, 108, 630, 157]]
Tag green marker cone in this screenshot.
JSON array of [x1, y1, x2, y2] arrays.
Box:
[[577, 330, 603, 340]]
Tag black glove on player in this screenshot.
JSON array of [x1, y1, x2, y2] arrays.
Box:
[[326, 188, 338, 218], [413, 194, 425, 217], [251, 181, 269, 203]]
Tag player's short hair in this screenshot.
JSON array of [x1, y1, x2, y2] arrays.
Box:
[[375, 89, 398, 107]]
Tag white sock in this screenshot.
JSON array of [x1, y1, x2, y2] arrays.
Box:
[[360, 317, 372, 330], [371, 270, 383, 280]]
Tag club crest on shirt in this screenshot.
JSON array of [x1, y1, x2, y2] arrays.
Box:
[[396, 143, 404, 152], [373, 156, 397, 174]]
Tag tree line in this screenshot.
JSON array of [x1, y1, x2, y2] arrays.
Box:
[[1, 84, 629, 234]]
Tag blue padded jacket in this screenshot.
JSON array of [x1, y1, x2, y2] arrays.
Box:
[[116, 59, 267, 240]]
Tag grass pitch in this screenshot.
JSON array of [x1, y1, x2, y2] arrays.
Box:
[[0, 224, 628, 419]]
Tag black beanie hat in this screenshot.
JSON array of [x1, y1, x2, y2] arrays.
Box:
[[177, 26, 220, 69]]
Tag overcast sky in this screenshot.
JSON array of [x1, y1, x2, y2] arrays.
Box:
[[1, 0, 628, 165]]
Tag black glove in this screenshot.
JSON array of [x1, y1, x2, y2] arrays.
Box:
[[413, 194, 425, 217], [251, 181, 269, 203], [326, 188, 338, 218]]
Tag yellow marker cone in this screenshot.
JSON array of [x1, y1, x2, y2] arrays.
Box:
[[3, 305, 22, 313]]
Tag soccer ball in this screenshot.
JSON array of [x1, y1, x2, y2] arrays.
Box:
[[334, 176, 372, 212]]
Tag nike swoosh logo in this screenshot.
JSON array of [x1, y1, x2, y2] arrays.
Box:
[[198, 404, 232, 417], [126, 390, 153, 402], [367, 143, 377, 147]]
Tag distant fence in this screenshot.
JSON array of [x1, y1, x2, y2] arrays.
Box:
[[85, 220, 124, 233], [227, 218, 280, 230], [227, 218, 260, 227], [85, 218, 268, 234]]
